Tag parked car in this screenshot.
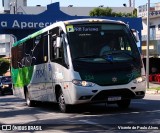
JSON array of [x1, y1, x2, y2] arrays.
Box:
[[0, 76, 2, 89], [0, 76, 13, 95]]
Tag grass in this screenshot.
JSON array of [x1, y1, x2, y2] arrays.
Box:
[[147, 87, 160, 91]]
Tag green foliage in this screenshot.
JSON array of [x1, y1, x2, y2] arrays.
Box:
[[148, 87, 160, 91], [0, 58, 10, 76], [133, 8, 137, 17], [89, 7, 137, 17], [89, 7, 111, 16]]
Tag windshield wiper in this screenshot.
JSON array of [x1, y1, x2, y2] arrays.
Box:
[[74, 54, 114, 63], [74, 55, 113, 63], [120, 51, 136, 60], [74, 55, 99, 59], [111, 51, 136, 60]]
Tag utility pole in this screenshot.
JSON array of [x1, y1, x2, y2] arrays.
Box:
[[146, 0, 150, 89], [129, 0, 135, 8], [129, 0, 131, 7]]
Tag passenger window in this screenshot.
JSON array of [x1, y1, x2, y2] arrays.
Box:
[[32, 33, 48, 65]]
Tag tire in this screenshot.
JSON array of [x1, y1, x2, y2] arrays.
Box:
[[1, 89, 5, 96], [117, 99, 131, 109], [25, 91, 36, 107], [58, 90, 70, 113]]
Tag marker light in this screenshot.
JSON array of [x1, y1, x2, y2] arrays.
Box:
[[88, 19, 104, 22]]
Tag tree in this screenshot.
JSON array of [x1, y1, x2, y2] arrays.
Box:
[[89, 7, 113, 17], [89, 7, 137, 17], [133, 8, 137, 17], [0, 58, 10, 76]]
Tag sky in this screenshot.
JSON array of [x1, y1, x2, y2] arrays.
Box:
[[26, 0, 160, 7], [0, 0, 160, 8]]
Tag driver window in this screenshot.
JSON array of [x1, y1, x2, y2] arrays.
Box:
[[50, 27, 61, 61], [49, 27, 63, 63], [49, 27, 69, 68]]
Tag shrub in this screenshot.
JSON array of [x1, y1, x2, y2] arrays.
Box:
[[0, 58, 10, 76]]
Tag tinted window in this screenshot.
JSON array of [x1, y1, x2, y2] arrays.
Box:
[[11, 32, 48, 68], [67, 23, 140, 63]]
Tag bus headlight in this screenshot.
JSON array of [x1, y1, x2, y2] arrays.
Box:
[[72, 79, 95, 87], [133, 76, 146, 84]]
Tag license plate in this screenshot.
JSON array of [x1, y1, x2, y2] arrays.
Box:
[[108, 96, 121, 101]]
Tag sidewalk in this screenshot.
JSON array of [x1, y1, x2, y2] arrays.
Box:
[[146, 82, 160, 94], [149, 82, 160, 88]]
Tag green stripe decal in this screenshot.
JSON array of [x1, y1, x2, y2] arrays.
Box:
[[11, 66, 34, 87]]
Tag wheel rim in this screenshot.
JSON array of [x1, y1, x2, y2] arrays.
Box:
[[59, 93, 66, 112]]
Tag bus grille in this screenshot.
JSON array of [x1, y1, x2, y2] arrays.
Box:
[[91, 89, 135, 101]]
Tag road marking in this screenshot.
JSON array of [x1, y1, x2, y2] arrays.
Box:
[[78, 110, 160, 130], [132, 101, 147, 104], [79, 120, 110, 130], [81, 110, 160, 118], [79, 120, 98, 125], [145, 110, 160, 113], [108, 109, 160, 116]]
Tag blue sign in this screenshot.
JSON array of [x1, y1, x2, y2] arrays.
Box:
[[0, 2, 143, 50]]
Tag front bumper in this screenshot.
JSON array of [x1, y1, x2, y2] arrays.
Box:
[[67, 80, 146, 104], [91, 88, 145, 102]]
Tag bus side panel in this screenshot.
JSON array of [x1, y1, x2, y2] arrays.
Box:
[[27, 63, 51, 101], [42, 63, 57, 102], [11, 66, 34, 99], [47, 62, 74, 104]]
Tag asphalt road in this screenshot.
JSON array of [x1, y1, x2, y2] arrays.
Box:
[[0, 94, 160, 133]]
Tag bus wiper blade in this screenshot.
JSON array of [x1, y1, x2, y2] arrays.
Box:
[[74, 54, 114, 63], [101, 54, 113, 63], [120, 51, 136, 60], [112, 51, 136, 60], [74, 55, 99, 59]]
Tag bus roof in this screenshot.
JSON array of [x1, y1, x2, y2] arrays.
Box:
[[63, 18, 125, 25]]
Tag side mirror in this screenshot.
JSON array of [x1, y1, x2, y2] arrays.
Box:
[[56, 37, 62, 48], [131, 29, 140, 42]]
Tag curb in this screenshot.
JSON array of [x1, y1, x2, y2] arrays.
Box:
[[146, 90, 160, 94]]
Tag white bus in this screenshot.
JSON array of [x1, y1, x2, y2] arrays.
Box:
[[11, 18, 146, 113]]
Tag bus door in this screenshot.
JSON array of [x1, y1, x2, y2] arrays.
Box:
[[29, 33, 49, 101], [49, 27, 69, 102]]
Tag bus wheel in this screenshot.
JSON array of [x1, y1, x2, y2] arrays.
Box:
[[117, 99, 131, 109], [1, 89, 5, 96], [58, 91, 69, 113], [26, 91, 36, 107]]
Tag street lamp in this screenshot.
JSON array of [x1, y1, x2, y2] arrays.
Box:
[[99, 5, 104, 7], [9, 3, 12, 14], [123, 4, 127, 7], [13, 2, 16, 14], [9, 2, 16, 14], [146, 0, 150, 89]]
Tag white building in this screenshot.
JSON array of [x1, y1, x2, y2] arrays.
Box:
[[137, 2, 160, 57], [0, 35, 11, 57]]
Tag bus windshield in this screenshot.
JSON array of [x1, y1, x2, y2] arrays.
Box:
[[66, 23, 140, 63]]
